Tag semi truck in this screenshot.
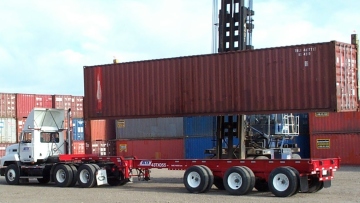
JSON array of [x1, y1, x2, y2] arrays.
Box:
[[0, 108, 339, 197]]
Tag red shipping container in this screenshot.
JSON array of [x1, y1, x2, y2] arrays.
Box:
[[72, 140, 85, 154], [0, 93, 16, 118], [89, 119, 116, 141], [309, 112, 360, 134], [310, 133, 360, 165], [71, 96, 84, 118], [16, 94, 52, 119], [84, 41, 358, 119], [116, 138, 184, 159], [0, 143, 14, 158], [84, 140, 116, 156]]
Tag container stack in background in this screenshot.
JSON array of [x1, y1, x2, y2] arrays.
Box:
[[0, 93, 17, 157], [115, 117, 184, 159], [309, 112, 360, 165]]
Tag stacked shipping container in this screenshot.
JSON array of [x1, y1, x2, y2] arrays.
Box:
[[309, 112, 360, 164], [0, 93, 17, 157]]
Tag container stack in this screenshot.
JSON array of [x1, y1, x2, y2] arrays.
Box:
[[114, 117, 184, 159], [0, 93, 17, 157], [309, 112, 360, 165]]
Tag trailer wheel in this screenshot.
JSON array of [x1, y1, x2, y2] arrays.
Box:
[[183, 165, 209, 193], [213, 177, 225, 190], [307, 176, 324, 193], [241, 166, 255, 194], [199, 165, 214, 193], [268, 167, 298, 197], [77, 164, 96, 188], [286, 166, 300, 195], [53, 164, 74, 187], [5, 164, 20, 185], [254, 178, 269, 192], [68, 165, 78, 187], [223, 166, 251, 195]]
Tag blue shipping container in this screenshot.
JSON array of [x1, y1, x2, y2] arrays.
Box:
[[295, 134, 310, 158], [72, 118, 84, 140], [185, 136, 216, 159], [183, 116, 216, 137]]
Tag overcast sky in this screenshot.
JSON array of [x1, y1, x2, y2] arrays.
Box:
[[1, 0, 359, 96]]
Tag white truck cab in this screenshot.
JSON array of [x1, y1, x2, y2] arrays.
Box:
[[1, 108, 67, 166]]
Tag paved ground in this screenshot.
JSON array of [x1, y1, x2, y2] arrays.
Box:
[[0, 166, 359, 203]]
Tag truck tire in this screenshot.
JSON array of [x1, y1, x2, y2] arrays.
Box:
[[53, 164, 74, 187], [223, 166, 251, 195], [183, 165, 209, 193], [199, 165, 214, 193], [268, 167, 298, 197], [5, 164, 20, 185], [254, 178, 269, 192], [77, 164, 96, 188], [307, 176, 324, 193], [69, 165, 78, 187], [241, 166, 255, 194], [286, 166, 300, 195]]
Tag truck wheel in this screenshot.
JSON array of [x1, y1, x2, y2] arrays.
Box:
[[213, 177, 225, 190], [241, 166, 255, 194], [254, 178, 269, 192], [199, 165, 214, 193], [307, 176, 324, 193], [53, 164, 74, 187], [77, 164, 96, 188], [268, 167, 298, 197], [68, 165, 78, 187], [183, 165, 209, 193], [223, 166, 251, 195], [5, 164, 20, 185]]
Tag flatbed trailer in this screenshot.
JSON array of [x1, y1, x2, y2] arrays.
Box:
[[57, 154, 340, 197]]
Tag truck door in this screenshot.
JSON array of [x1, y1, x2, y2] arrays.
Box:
[[19, 131, 35, 162]]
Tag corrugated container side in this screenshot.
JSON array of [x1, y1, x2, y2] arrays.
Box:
[[116, 138, 184, 159], [72, 140, 85, 154], [185, 136, 215, 159], [0, 118, 17, 143], [115, 117, 183, 139], [16, 94, 35, 119], [0, 143, 15, 158], [71, 96, 84, 118], [0, 93, 16, 118], [16, 94, 53, 120], [309, 112, 360, 134], [53, 95, 72, 130], [72, 118, 84, 140], [84, 41, 358, 119], [90, 119, 116, 141], [310, 133, 360, 165], [183, 116, 216, 137]]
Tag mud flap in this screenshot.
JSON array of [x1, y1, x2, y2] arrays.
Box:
[[323, 180, 331, 188], [300, 175, 309, 192], [96, 169, 108, 186]]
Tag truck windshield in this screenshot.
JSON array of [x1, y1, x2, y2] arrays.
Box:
[[40, 132, 60, 143], [21, 132, 32, 143]]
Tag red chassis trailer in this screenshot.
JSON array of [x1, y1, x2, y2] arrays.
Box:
[[59, 154, 339, 197]]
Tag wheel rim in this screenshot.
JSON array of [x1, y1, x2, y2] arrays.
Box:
[[7, 169, 16, 181], [79, 169, 90, 183], [272, 173, 289, 191], [56, 169, 66, 183], [227, 172, 242, 190], [187, 171, 201, 188]]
